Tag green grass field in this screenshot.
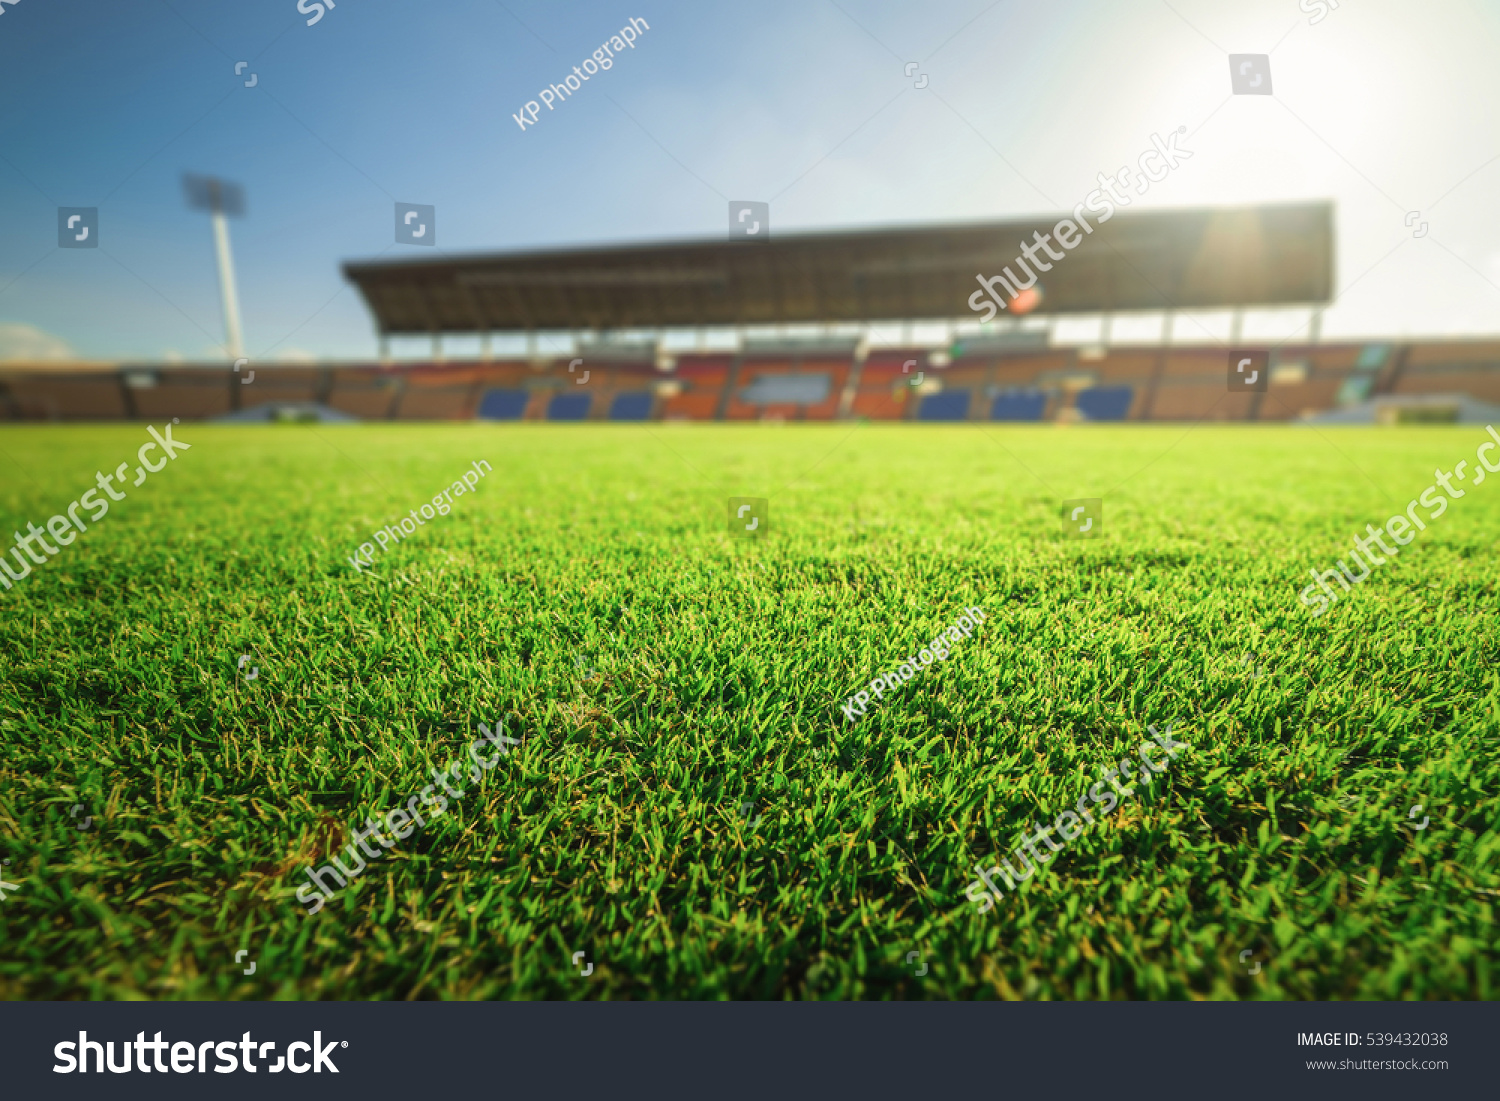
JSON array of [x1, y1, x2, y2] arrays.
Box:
[[0, 423, 1495, 1000]]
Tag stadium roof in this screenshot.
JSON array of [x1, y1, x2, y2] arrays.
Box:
[[343, 201, 1334, 335]]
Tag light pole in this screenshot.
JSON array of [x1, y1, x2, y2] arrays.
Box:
[[183, 174, 247, 361]]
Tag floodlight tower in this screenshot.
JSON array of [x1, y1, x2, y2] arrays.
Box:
[[183, 174, 247, 360]]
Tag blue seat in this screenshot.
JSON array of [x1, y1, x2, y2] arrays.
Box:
[[477, 389, 528, 420], [547, 393, 592, 421], [1074, 386, 1133, 421], [608, 392, 653, 421], [917, 390, 971, 421], [991, 389, 1047, 421]]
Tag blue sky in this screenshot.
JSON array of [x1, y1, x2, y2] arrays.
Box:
[[2, 0, 1499, 363]]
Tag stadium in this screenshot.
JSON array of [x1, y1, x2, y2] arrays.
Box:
[[8, 200, 1500, 428], [0, 0, 1495, 1033]]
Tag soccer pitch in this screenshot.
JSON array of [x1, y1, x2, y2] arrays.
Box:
[[0, 423, 1495, 999]]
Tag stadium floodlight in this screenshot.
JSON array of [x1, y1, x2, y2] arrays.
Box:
[[183, 174, 247, 361]]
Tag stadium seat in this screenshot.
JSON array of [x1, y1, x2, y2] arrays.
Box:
[[933, 365, 989, 392], [917, 390, 972, 421], [1391, 342, 1500, 403], [25, 342, 1500, 427], [395, 385, 474, 420], [328, 368, 401, 419], [132, 368, 232, 421], [855, 355, 921, 420], [726, 361, 849, 421], [1394, 371, 1500, 403], [1148, 384, 1254, 421], [239, 368, 321, 410], [724, 359, 792, 421], [991, 389, 1047, 421], [988, 352, 1071, 390], [1256, 378, 1344, 421], [737, 372, 831, 406], [0, 375, 127, 420], [662, 392, 720, 421], [663, 355, 733, 420], [1075, 386, 1133, 421], [1090, 352, 1157, 385], [478, 388, 529, 420], [608, 392, 653, 421], [850, 391, 906, 419], [547, 392, 591, 421]]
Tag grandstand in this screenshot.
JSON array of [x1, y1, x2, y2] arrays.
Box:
[[10, 339, 1500, 426], [4, 201, 1498, 425]]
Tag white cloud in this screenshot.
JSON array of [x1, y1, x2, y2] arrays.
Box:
[[0, 323, 74, 362]]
